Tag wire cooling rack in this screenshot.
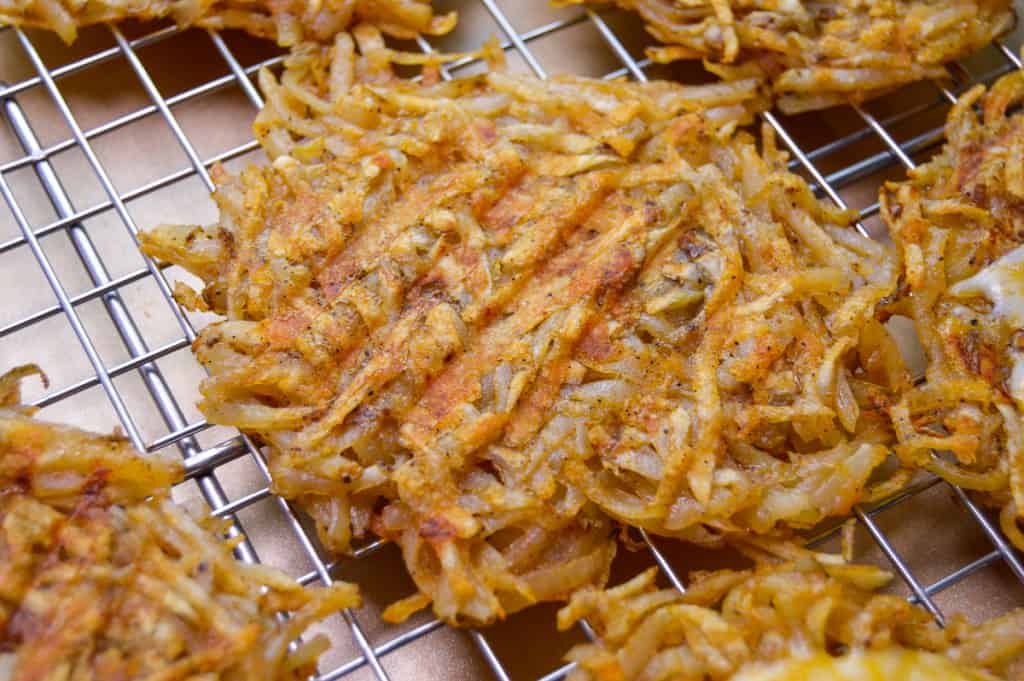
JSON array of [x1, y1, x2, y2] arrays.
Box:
[[2, 2, 1024, 679]]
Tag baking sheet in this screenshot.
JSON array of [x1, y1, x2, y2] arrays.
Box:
[[2, 2, 1024, 678]]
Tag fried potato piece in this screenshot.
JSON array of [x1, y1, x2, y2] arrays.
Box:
[[882, 62, 1024, 552], [141, 28, 905, 625], [560, 0, 1014, 114], [0, 0, 454, 45], [0, 365, 360, 681], [559, 553, 1024, 681]]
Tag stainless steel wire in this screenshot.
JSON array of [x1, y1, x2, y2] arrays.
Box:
[[2, 4, 1024, 680]]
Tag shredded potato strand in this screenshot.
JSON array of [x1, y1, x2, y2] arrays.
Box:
[[0, 0, 454, 44], [883, 60, 1024, 551], [559, 0, 1014, 113], [0, 367, 360, 681], [141, 30, 909, 625], [558, 554, 1024, 681]]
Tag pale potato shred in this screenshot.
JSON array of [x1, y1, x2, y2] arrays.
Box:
[[882, 63, 1024, 551], [559, 0, 1015, 113], [140, 28, 913, 625], [0, 0, 453, 44], [559, 552, 1024, 681], [0, 366, 360, 681]]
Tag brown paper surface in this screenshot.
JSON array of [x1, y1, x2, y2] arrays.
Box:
[[2, 2, 1024, 678]]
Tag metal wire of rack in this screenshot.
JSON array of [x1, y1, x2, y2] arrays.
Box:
[[1, 3, 1024, 680]]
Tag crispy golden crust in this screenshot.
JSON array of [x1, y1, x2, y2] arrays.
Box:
[[141, 29, 907, 625], [0, 0, 454, 45], [881, 64, 1024, 551], [558, 553, 1024, 681], [560, 0, 1015, 113], [0, 366, 360, 681]]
